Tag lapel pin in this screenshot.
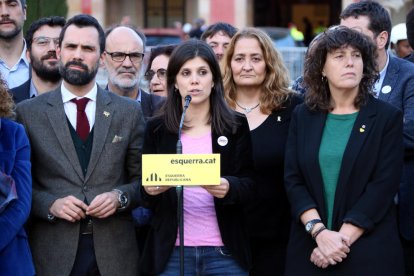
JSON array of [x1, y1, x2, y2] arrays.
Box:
[[217, 136, 228, 146], [381, 85, 391, 94], [277, 116, 281, 122], [103, 111, 110, 117], [360, 124, 366, 133]]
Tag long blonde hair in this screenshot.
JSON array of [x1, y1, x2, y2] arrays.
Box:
[[222, 27, 292, 113]]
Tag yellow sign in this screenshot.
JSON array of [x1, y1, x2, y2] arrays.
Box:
[[142, 154, 220, 186]]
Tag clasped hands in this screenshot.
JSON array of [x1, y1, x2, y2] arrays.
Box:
[[49, 191, 120, 222], [310, 229, 351, 269]]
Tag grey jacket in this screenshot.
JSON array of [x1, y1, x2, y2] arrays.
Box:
[[16, 86, 145, 276]]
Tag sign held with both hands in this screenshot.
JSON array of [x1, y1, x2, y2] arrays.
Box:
[[142, 154, 221, 186]]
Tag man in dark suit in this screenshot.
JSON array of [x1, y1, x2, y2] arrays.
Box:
[[103, 25, 164, 120], [341, 2, 414, 275], [16, 14, 144, 276], [11, 16, 65, 103]]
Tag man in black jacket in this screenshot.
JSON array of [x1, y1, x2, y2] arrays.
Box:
[[11, 16, 65, 103]]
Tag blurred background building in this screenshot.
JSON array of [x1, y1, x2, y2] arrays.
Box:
[[62, 0, 412, 30]]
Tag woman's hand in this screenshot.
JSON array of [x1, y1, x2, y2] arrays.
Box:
[[201, 178, 230, 198], [310, 247, 330, 268], [144, 185, 172, 196], [314, 229, 350, 265], [339, 223, 364, 246]]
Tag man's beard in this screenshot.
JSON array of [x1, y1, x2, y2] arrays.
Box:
[[0, 20, 22, 39], [59, 60, 99, 86], [30, 51, 61, 83]]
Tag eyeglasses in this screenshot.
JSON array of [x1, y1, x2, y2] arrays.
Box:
[[144, 68, 167, 82], [105, 51, 144, 63], [32, 36, 60, 47]]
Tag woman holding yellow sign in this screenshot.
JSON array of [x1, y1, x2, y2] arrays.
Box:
[[139, 39, 255, 276]]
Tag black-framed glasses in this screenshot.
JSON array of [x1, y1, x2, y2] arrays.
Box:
[[105, 51, 144, 63], [32, 36, 60, 47], [144, 68, 167, 81]]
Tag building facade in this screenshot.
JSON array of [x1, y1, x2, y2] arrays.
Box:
[[67, 0, 412, 34]]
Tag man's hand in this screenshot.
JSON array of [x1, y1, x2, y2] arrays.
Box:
[[49, 196, 88, 222], [86, 192, 119, 218]]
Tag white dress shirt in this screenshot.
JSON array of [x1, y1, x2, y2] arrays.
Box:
[[61, 82, 97, 131]]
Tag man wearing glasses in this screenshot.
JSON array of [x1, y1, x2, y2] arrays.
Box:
[[11, 16, 65, 103], [103, 25, 164, 120]]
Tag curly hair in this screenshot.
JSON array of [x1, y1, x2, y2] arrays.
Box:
[[222, 27, 292, 113], [0, 77, 14, 118], [304, 26, 378, 112]]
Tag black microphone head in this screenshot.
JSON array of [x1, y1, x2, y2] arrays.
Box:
[[184, 95, 192, 108]]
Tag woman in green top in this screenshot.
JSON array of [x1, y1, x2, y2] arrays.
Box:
[[284, 26, 405, 275]]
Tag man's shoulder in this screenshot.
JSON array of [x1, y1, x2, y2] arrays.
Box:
[[17, 88, 59, 111], [10, 79, 31, 103], [389, 55, 414, 72], [104, 88, 140, 106]]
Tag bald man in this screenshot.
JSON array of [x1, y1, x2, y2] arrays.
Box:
[[103, 25, 163, 119]]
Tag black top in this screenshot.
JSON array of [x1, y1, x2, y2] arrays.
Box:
[[284, 96, 404, 275], [245, 95, 302, 242]]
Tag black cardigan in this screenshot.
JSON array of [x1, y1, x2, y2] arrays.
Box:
[[139, 113, 255, 275]]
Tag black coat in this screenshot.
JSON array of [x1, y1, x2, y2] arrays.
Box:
[[139, 114, 255, 275], [10, 79, 31, 104], [284, 96, 404, 275]]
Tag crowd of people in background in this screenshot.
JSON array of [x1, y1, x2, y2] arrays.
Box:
[[1, 0, 414, 275]]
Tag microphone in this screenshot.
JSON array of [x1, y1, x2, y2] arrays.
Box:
[[176, 95, 192, 154]]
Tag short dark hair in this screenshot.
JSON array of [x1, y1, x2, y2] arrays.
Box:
[[26, 16, 66, 50], [105, 24, 146, 52], [406, 7, 414, 48], [162, 39, 236, 134], [201, 22, 238, 41], [19, 0, 26, 7], [340, 1, 391, 48], [59, 14, 105, 54], [145, 44, 176, 74], [304, 26, 378, 112]]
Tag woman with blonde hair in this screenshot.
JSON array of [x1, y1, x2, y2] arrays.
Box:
[[0, 76, 34, 275], [222, 27, 302, 275]]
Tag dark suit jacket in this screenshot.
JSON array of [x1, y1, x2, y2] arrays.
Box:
[[405, 52, 414, 63], [140, 89, 165, 120], [284, 96, 404, 275], [379, 56, 414, 240], [139, 114, 255, 275], [0, 119, 35, 276], [10, 79, 31, 104], [16, 86, 145, 276]]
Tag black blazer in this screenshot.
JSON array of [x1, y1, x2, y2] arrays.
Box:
[[10, 79, 31, 104], [139, 114, 255, 275], [284, 96, 404, 275], [140, 89, 164, 120]]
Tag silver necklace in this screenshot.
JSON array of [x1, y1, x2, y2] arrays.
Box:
[[235, 101, 260, 114]]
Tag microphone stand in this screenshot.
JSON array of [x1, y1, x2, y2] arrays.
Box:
[[176, 95, 191, 276]]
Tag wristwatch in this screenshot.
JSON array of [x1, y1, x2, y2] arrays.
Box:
[[305, 219, 322, 234], [113, 189, 128, 209], [47, 213, 56, 222]]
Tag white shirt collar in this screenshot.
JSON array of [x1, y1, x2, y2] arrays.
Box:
[[61, 82, 98, 103]]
